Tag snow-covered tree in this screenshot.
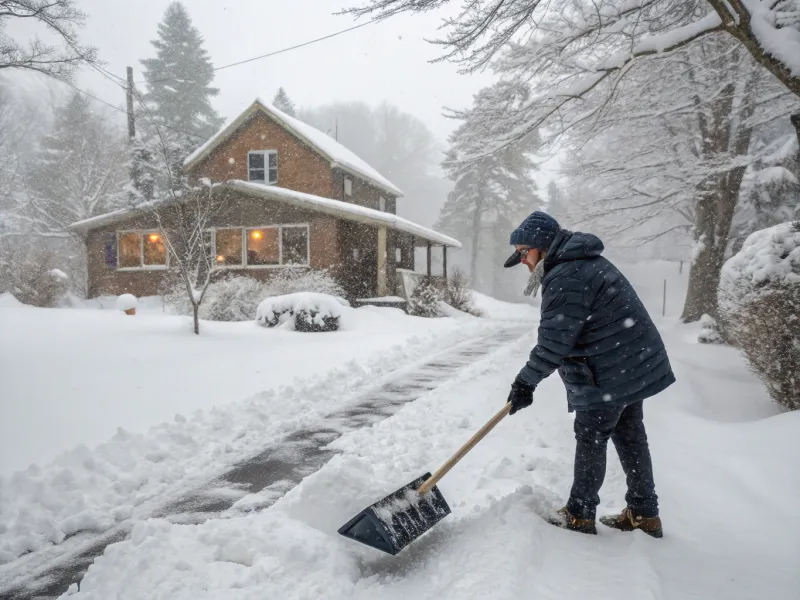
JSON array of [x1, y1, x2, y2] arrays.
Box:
[[25, 91, 126, 234], [558, 34, 799, 320], [347, 0, 800, 144], [436, 81, 540, 299], [0, 0, 96, 80], [140, 1, 223, 183], [408, 276, 441, 317], [273, 87, 297, 116]]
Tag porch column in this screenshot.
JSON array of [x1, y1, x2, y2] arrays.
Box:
[[377, 225, 387, 296], [442, 245, 448, 279], [426, 242, 432, 277]]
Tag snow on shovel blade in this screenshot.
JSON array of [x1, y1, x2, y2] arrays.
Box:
[[338, 473, 451, 555]]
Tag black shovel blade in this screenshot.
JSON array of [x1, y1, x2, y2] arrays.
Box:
[[338, 473, 451, 555]]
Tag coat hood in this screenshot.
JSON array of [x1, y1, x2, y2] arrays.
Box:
[[544, 230, 604, 270]]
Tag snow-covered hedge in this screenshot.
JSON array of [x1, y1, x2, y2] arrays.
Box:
[[718, 222, 800, 410], [164, 270, 345, 322], [256, 292, 345, 332]]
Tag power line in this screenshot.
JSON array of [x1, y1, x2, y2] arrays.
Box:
[[139, 17, 380, 85]]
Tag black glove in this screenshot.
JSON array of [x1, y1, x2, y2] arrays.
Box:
[[507, 376, 535, 415]]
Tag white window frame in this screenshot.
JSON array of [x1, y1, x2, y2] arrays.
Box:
[[207, 224, 310, 270], [344, 178, 353, 196], [116, 230, 169, 271], [247, 150, 278, 185]]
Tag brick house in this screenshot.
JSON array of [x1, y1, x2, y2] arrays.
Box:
[[70, 99, 460, 302]]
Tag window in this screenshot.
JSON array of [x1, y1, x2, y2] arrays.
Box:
[[396, 247, 402, 263], [282, 226, 309, 265], [248, 151, 278, 184], [143, 233, 166, 266], [118, 232, 141, 268], [246, 227, 279, 266], [117, 231, 166, 269], [344, 178, 352, 196], [208, 225, 309, 268], [215, 228, 243, 266], [379, 197, 386, 212]]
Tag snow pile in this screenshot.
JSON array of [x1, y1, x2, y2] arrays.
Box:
[[0, 292, 24, 308], [53, 321, 799, 600], [718, 222, 800, 319], [471, 291, 538, 320], [697, 314, 724, 344], [256, 292, 345, 329], [116, 294, 138, 312]]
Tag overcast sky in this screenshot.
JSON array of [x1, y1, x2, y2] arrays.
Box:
[[73, 0, 496, 145]]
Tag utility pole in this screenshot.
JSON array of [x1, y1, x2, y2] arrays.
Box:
[[126, 66, 136, 140]]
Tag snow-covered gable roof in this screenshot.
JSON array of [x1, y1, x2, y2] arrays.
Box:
[[68, 181, 460, 248], [183, 99, 404, 198]]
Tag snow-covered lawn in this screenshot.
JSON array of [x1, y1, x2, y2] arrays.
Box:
[[0, 299, 515, 565], [60, 319, 799, 600]]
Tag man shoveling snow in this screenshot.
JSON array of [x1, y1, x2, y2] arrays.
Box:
[[504, 211, 675, 538]]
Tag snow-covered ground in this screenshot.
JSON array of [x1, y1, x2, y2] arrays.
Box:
[[4, 260, 799, 599], [58, 315, 799, 600], [0, 296, 514, 565]]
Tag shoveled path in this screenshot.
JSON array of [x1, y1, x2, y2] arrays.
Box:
[[1, 324, 529, 600]]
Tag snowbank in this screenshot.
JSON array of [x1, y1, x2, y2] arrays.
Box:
[[471, 291, 538, 320], [0, 292, 24, 308], [0, 301, 499, 563]]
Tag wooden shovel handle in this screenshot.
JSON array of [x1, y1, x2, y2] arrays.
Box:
[[416, 402, 512, 496]]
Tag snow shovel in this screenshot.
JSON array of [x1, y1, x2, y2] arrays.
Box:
[[338, 402, 512, 555]]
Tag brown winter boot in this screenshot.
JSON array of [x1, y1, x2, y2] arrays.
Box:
[[546, 507, 597, 535], [600, 507, 663, 538]]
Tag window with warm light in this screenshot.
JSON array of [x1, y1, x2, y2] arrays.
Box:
[[246, 227, 279, 265], [215, 228, 243, 266], [117, 231, 167, 269], [143, 233, 166, 266]]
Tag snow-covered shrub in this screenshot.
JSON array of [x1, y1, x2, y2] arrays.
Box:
[[262, 269, 344, 299], [718, 222, 800, 410], [0, 242, 72, 307], [256, 292, 343, 332], [162, 269, 345, 321], [443, 268, 483, 317], [408, 276, 442, 317], [697, 314, 724, 344], [201, 276, 265, 322]]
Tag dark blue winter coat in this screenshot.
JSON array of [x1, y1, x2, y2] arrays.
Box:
[[517, 229, 675, 410]]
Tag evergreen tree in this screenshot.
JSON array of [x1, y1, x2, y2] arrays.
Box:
[[547, 181, 565, 223], [436, 81, 540, 298], [273, 87, 297, 117], [140, 1, 223, 181], [27, 92, 125, 232], [408, 277, 441, 317]]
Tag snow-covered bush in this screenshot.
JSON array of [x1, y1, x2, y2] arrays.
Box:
[[200, 276, 265, 322], [408, 276, 442, 317], [163, 270, 345, 321], [697, 314, 724, 344], [718, 222, 800, 410], [256, 292, 343, 332], [262, 268, 345, 299], [0, 242, 72, 307], [443, 268, 483, 317]]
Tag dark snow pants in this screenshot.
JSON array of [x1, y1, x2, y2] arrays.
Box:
[[566, 400, 659, 520]]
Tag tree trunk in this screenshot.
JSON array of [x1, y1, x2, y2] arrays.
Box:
[[192, 302, 199, 335], [469, 193, 484, 286], [792, 113, 800, 148]]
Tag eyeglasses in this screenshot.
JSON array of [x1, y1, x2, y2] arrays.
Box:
[[519, 248, 533, 259]]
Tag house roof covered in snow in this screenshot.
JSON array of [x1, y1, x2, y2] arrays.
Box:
[[68, 181, 461, 247], [182, 99, 404, 198]]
